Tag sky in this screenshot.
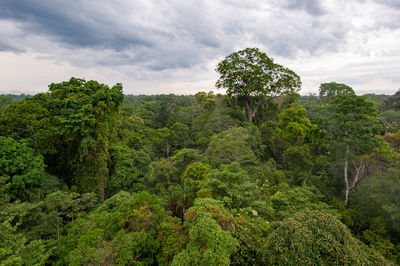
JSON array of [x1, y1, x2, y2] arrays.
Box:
[[0, 0, 399, 95]]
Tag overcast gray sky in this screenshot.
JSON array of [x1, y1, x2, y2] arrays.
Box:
[[0, 0, 399, 95]]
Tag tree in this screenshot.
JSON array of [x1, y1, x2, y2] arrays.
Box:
[[353, 167, 400, 234], [172, 198, 238, 266], [48, 77, 124, 201], [199, 163, 258, 211], [0, 221, 50, 266], [107, 144, 151, 196], [0, 95, 13, 114], [60, 191, 168, 265], [205, 127, 258, 167], [268, 184, 332, 221], [263, 210, 387, 265], [326, 94, 381, 206], [0, 136, 45, 202], [319, 82, 355, 99], [215, 47, 301, 123], [0, 98, 55, 155]]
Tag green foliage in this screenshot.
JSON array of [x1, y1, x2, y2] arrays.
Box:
[[261, 103, 324, 184], [353, 167, 400, 234], [381, 89, 400, 111], [1, 76, 398, 264], [0, 136, 45, 202], [0, 191, 97, 242], [199, 163, 258, 211], [327, 94, 380, 154], [0, 221, 50, 266], [0, 95, 13, 114], [115, 115, 146, 150], [231, 215, 270, 265], [107, 144, 151, 196], [192, 94, 239, 149], [264, 210, 389, 265], [0, 98, 55, 154], [172, 198, 238, 266], [268, 184, 333, 221], [319, 82, 355, 99], [146, 148, 203, 193], [379, 110, 400, 132], [48, 77, 124, 201], [216, 47, 301, 123], [182, 162, 211, 186], [205, 127, 258, 167], [157, 216, 187, 265], [60, 191, 168, 265]]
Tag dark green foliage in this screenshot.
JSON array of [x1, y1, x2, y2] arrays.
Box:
[[264, 210, 389, 265], [353, 167, 400, 234], [0, 95, 13, 114], [0, 98, 55, 154], [381, 89, 400, 111], [60, 191, 170, 265], [0, 191, 97, 241], [0, 136, 45, 202], [231, 215, 270, 265], [192, 93, 239, 149], [172, 198, 238, 265], [199, 163, 258, 211], [205, 127, 258, 168], [0, 221, 50, 266], [107, 144, 151, 196], [47, 77, 124, 201], [268, 184, 333, 221]]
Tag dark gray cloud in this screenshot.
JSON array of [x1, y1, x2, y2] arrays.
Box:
[[0, 0, 227, 70], [0, 0, 155, 50], [0, 0, 399, 94], [0, 0, 341, 67], [376, 0, 400, 8], [285, 0, 326, 15]]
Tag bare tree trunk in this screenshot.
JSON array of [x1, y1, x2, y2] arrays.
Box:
[[344, 145, 350, 207], [344, 145, 367, 208], [245, 99, 253, 123], [245, 98, 262, 123]]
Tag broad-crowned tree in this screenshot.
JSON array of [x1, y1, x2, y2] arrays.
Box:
[[319, 82, 355, 100], [264, 210, 387, 265], [215, 47, 301, 123]]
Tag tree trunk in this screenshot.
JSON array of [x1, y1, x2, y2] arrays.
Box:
[[344, 145, 350, 207], [97, 156, 107, 203], [166, 140, 170, 158], [245, 98, 262, 124], [344, 146, 368, 208], [245, 99, 254, 123]]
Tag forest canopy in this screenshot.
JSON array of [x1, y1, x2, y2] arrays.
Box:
[[1, 49, 399, 265]]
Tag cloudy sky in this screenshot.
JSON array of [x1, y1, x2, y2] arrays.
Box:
[[0, 0, 399, 95]]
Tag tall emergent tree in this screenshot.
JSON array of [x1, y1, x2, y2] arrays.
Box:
[[215, 47, 301, 123], [327, 94, 381, 207], [319, 82, 355, 99], [48, 78, 124, 202]]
